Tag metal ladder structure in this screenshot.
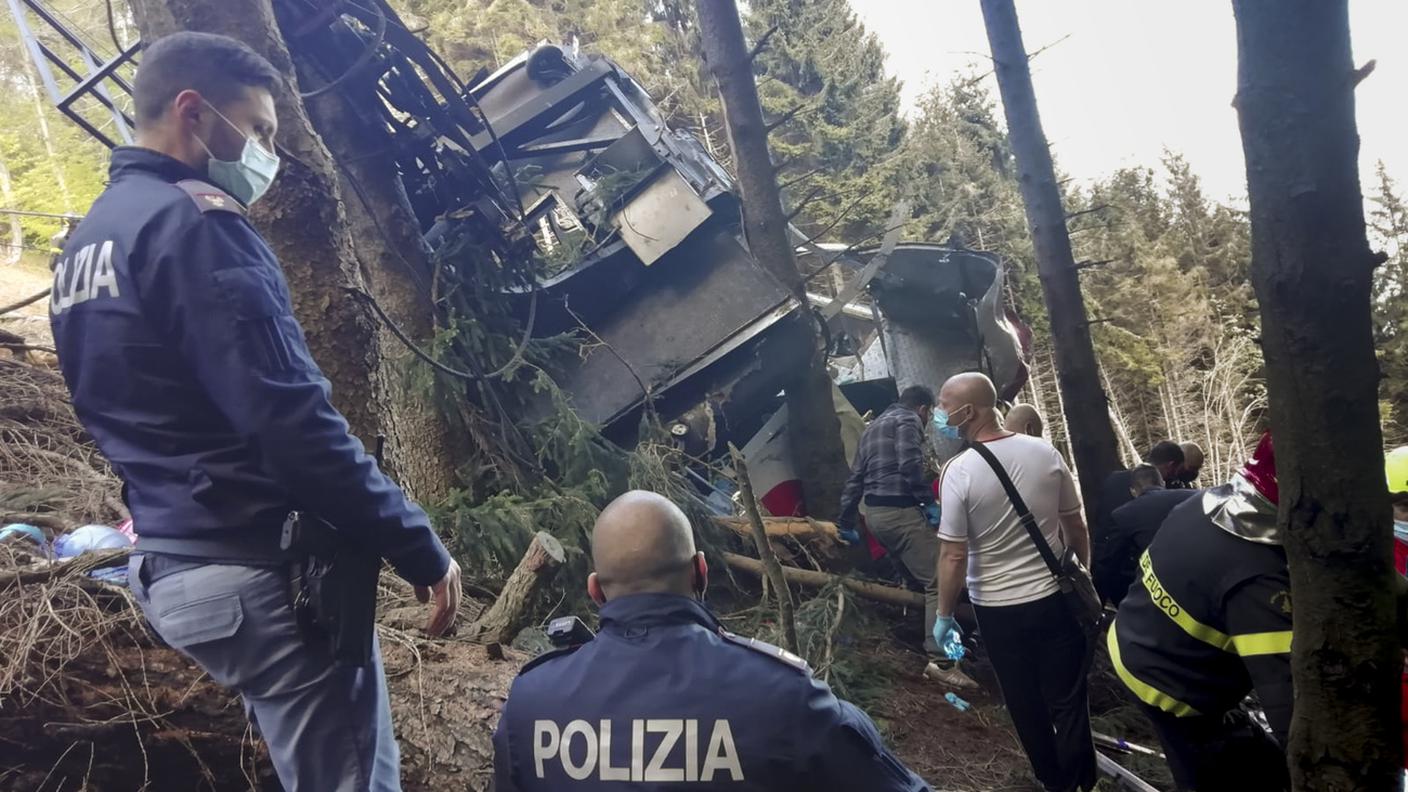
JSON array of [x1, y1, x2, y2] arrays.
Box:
[[6, 0, 138, 149]]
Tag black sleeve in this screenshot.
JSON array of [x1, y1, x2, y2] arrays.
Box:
[[140, 212, 451, 585], [1224, 573, 1295, 745]]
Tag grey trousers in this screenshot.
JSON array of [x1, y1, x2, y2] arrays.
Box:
[[129, 555, 401, 792], [861, 504, 940, 655]]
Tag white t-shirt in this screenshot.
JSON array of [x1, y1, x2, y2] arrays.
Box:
[[938, 433, 1083, 606]]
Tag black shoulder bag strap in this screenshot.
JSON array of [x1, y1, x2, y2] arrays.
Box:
[[965, 440, 1064, 578]]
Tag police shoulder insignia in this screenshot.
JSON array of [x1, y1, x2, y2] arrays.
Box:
[[718, 629, 811, 674], [173, 180, 245, 216], [517, 644, 584, 677]]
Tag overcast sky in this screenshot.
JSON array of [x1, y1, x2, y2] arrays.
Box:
[[849, 1, 1406, 205]]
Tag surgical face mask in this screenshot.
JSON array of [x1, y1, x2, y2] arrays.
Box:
[[933, 406, 968, 442], [1395, 519, 1408, 543], [194, 102, 279, 206]]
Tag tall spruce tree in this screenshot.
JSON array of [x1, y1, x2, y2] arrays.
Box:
[[745, 0, 905, 243], [1370, 163, 1408, 445]]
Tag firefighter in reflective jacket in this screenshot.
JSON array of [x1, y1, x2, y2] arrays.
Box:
[[1108, 432, 1292, 792]]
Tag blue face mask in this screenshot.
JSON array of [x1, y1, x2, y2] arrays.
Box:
[[1395, 520, 1408, 543], [195, 103, 279, 206], [932, 407, 968, 442]]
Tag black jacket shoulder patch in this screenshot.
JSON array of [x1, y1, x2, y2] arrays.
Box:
[[174, 180, 245, 216], [718, 629, 811, 674]]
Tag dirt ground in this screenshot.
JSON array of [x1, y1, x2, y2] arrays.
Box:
[[1, 256, 54, 351]]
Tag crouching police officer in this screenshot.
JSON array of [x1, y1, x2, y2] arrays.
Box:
[[48, 32, 461, 790], [1108, 433, 1291, 792], [493, 490, 930, 790]]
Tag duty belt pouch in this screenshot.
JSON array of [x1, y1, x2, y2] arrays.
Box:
[[966, 441, 1107, 638], [281, 512, 379, 667]]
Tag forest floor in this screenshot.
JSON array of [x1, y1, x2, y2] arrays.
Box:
[[0, 256, 50, 315], [0, 307, 1170, 791]]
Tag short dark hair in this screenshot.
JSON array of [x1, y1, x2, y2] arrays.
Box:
[[135, 32, 282, 123], [1129, 464, 1164, 496], [1149, 440, 1185, 467], [898, 385, 935, 410]]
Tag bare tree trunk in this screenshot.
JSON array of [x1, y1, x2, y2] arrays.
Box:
[[20, 62, 73, 212], [1232, 2, 1400, 788], [980, 0, 1122, 516], [129, 0, 466, 500], [697, 0, 849, 521], [0, 159, 20, 266]]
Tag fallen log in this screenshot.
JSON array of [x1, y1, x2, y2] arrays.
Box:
[[722, 551, 923, 608], [465, 531, 565, 644], [713, 516, 839, 541]]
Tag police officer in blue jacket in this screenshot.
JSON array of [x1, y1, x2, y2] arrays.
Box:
[[493, 490, 930, 790], [48, 32, 461, 791]]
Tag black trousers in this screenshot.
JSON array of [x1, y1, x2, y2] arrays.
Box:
[[1142, 705, 1288, 792], [974, 593, 1097, 792]]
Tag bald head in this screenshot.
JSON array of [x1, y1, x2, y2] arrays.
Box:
[[589, 490, 703, 603], [1179, 442, 1205, 483], [1004, 403, 1044, 437], [938, 372, 999, 441]]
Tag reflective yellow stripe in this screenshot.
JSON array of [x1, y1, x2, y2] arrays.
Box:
[[1139, 551, 1234, 650], [1138, 551, 1294, 658], [1106, 617, 1200, 717], [1231, 630, 1293, 656]]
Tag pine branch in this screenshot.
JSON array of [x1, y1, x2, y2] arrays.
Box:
[[1074, 258, 1117, 271], [765, 102, 810, 135], [1066, 204, 1110, 221], [746, 25, 780, 64]]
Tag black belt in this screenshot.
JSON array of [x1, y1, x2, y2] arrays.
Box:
[[137, 553, 283, 586], [865, 493, 921, 508]]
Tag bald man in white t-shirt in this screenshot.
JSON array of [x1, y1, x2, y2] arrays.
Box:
[[932, 373, 1096, 792]]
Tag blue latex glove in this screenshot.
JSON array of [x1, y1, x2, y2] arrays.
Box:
[[933, 615, 965, 661], [922, 502, 941, 527], [837, 526, 861, 545]]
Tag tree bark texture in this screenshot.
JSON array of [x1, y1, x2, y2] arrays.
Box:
[[465, 531, 565, 645], [129, 0, 463, 501], [1231, 2, 1400, 788], [698, 0, 849, 522], [269, 6, 464, 501], [722, 552, 924, 609], [979, 0, 1122, 516], [730, 442, 799, 654]]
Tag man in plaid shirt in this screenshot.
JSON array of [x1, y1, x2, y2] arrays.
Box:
[[838, 385, 976, 689]]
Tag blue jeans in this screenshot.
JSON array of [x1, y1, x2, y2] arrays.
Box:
[[129, 555, 401, 791]]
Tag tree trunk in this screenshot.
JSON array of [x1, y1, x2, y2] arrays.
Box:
[[129, 0, 465, 500], [0, 158, 20, 266], [979, 0, 1122, 516], [697, 0, 849, 521], [269, 6, 464, 501], [1231, 2, 1400, 788], [465, 531, 565, 645]]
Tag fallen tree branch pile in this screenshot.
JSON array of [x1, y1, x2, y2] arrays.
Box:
[[0, 355, 125, 527], [0, 336, 523, 791]]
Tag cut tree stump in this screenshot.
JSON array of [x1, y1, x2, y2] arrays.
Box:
[[465, 531, 565, 644], [723, 552, 923, 609]]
